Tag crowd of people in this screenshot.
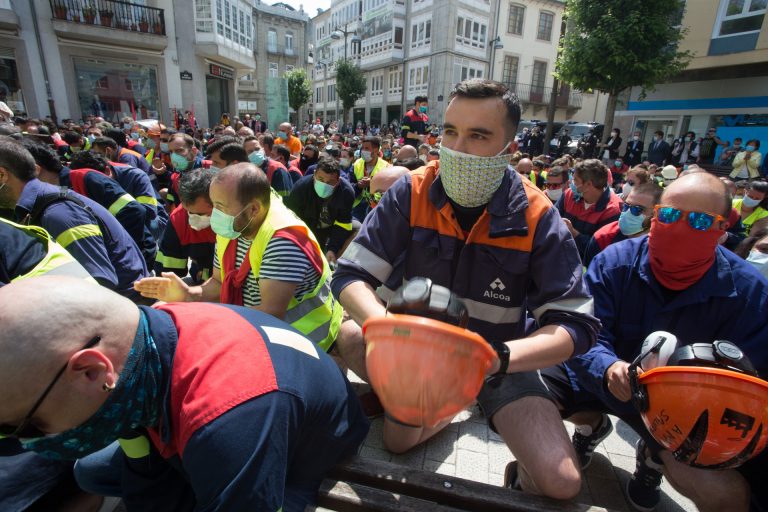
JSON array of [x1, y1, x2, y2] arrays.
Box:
[[0, 79, 766, 512]]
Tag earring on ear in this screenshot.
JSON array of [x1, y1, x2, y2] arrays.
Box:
[[102, 382, 116, 393]]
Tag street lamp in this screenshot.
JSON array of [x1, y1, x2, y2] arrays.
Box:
[[316, 60, 330, 123], [331, 23, 361, 61], [488, 36, 504, 80]]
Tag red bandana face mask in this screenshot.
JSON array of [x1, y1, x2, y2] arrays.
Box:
[[648, 217, 724, 291]]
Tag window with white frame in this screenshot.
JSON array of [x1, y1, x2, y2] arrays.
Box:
[[411, 19, 432, 49], [452, 57, 484, 84], [455, 14, 488, 49], [537, 11, 554, 41], [407, 61, 429, 94], [507, 3, 525, 35], [501, 55, 519, 85], [370, 74, 384, 97], [196, 0, 252, 48], [268, 29, 278, 52], [714, 0, 767, 37], [388, 66, 403, 94], [316, 86, 323, 103], [285, 65, 295, 72], [269, 62, 278, 78], [285, 33, 294, 54], [327, 84, 336, 102]]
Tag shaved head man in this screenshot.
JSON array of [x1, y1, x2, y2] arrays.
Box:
[[394, 144, 417, 161], [276, 122, 302, 158], [369, 165, 409, 208], [515, 158, 533, 178], [543, 171, 768, 512], [0, 276, 368, 511]]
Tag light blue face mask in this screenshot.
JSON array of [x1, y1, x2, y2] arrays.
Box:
[[130, 132, 140, 140], [145, 139, 156, 150], [618, 209, 646, 236], [160, 142, 169, 153], [570, 181, 583, 201], [88, 135, 96, 143], [210, 205, 252, 239], [248, 149, 265, 166], [278, 131, 288, 140]]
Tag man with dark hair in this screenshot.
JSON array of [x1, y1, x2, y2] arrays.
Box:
[[583, 181, 662, 266], [206, 137, 249, 171], [98, 130, 152, 175], [401, 95, 429, 148], [155, 169, 217, 283], [0, 138, 148, 299], [285, 156, 356, 265], [61, 130, 90, 158], [332, 79, 600, 500], [543, 165, 568, 202], [670, 131, 699, 166], [67, 151, 168, 242], [544, 172, 768, 512], [350, 136, 387, 221], [647, 130, 670, 166], [134, 163, 344, 351], [555, 158, 623, 259]]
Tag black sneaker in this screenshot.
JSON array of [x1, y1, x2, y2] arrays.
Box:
[[572, 414, 614, 469], [626, 439, 664, 512]]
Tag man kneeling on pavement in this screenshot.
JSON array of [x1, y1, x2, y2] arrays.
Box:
[[542, 171, 768, 512]]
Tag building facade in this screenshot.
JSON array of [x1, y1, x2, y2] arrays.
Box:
[[311, 0, 502, 128], [613, 0, 768, 162], [0, 0, 259, 128], [239, 1, 310, 131]]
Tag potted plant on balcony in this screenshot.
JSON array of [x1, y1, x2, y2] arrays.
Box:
[[138, 16, 149, 33], [53, 3, 68, 20], [82, 3, 97, 24], [99, 8, 114, 27]]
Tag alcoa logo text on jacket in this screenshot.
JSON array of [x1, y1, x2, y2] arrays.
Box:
[[484, 278, 511, 301]]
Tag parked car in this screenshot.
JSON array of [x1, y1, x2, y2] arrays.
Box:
[[556, 122, 604, 156]]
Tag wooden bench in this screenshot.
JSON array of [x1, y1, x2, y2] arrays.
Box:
[[314, 456, 616, 512]]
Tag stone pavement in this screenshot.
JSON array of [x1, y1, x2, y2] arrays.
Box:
[[350, 377, 698, 512]]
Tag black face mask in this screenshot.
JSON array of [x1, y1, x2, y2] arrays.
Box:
[[299, 154, 318, 172]]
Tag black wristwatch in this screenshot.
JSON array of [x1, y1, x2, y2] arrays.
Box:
[[491, 340, 510, 376]]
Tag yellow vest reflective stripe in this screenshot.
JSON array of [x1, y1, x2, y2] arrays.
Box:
[[118, 435, 151, 459], [2, 218, 94, 282], [352, 157, 389, 207], [108, 193, 136, 216], [145, 148, 155, 163], [216, 200, 342, 351]]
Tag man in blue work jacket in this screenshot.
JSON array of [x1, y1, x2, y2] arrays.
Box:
[[544, 172, 768, 512], [0, 276, 369, 512], [0, 138, 148, 300]]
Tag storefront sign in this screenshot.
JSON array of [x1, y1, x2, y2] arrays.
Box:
[[209, 64, 234, 80], [180, 70, 193, 80]]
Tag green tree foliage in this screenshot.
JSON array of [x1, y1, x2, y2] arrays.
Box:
[[557, 0, 691, 143], [335, 59, 367, 125], [285, 68, 313, 123]]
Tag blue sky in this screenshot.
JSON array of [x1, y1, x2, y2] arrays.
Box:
[[282, 0, 331, 17]]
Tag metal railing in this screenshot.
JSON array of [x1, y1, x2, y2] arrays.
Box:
[[505, 82, 583, 109], [50, 0, 166, 35]]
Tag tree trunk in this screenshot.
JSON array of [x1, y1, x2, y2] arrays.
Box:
[[545, 77, 559, 148], [602, 91, 619, 146]]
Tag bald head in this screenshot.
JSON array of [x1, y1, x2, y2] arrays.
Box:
[[662, 172, 731, 218], [516, 158, 533, 175], [371, 166, 409, 195], [396, 145, 418, 160], [213, 162, 271, 208], [279, 123, 292, 136], [0, 277, 138, 431]]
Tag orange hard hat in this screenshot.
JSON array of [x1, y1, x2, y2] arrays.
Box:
[[631, 339, 768, 469], [147, 123, 166, 137], [363, 314, 497, 428]]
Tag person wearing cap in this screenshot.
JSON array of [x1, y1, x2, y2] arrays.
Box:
[[543, 172, 768, 512], [0, 276, 368, 512], [332, 79, 600, 501], [554, 159, 623, 260]]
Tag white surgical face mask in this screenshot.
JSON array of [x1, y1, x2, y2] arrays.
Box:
[[188, 213, 211, 231], [438, 143, 511, 208], [545, 187, 563, 202]]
